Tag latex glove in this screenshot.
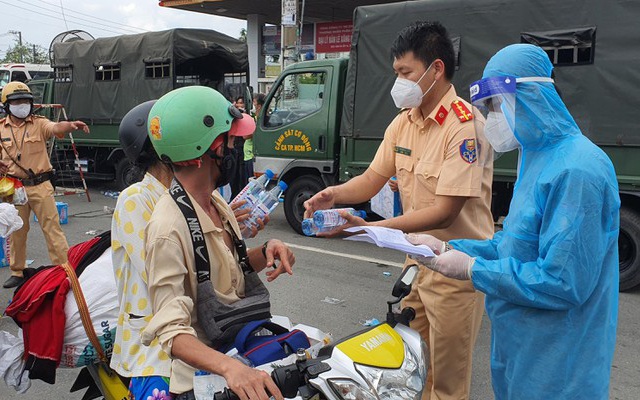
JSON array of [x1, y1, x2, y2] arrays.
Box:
[[303, 187, 335, 219], [405, 233, 446, 255], [424, 249, 475, 280]]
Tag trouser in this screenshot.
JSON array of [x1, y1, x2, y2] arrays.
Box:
[[402, 263, 485, 400], [9, 181, 69, 276]]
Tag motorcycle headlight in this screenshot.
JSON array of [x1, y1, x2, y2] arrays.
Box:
[[354, 342, 425, 400], [328, 378, 377, 400]]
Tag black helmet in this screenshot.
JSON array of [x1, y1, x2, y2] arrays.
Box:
[[119, 100, 157, 165]]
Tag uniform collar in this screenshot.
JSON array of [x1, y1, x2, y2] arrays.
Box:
[[406, 85, 458, 128], [2, 115, 33, 128]]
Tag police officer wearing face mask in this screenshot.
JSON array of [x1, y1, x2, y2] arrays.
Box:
[[304, 21, 494, 400], [0, 81, 89, 289]]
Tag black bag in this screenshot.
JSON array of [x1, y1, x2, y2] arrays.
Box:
[[169, 179, 271, 348]]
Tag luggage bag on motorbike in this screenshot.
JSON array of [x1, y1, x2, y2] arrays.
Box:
[[232, 319, 311, 366]]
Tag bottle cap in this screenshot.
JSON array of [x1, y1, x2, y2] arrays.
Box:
[[278, 180, 288, 191], [264, 169, 275, 179], [356, 210, 367, 218]]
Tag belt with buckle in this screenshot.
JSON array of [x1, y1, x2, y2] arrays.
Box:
[[19, 171, 53, 187]]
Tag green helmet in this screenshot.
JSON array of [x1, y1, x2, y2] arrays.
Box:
[[147, 86, 241, 163]]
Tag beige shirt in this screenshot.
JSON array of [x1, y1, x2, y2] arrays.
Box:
[[370, 85, 494, 241], [0, 115, 56, 178], [142, 189, 246, 394]]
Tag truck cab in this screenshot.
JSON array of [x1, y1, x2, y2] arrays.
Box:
[[254, 59, 348, 231]]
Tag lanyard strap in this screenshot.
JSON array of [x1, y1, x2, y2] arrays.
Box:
[[168, 178, 253, 284]]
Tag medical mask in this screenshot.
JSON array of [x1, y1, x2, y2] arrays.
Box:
[[9, 103, 31, 119], [484, 111, 520, 152], [390, 63, 436, 108], [213, 144, 239, 188]]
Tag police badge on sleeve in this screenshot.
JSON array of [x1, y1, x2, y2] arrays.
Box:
[[459, 139, 477, 164]]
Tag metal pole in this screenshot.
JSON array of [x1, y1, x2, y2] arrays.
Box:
[[17, 32, 22, 63]]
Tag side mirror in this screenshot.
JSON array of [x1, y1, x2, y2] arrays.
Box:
[[392, 264, 419, 298]]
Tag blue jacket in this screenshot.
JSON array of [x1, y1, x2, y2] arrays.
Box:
[[452, 44, 619, 400]]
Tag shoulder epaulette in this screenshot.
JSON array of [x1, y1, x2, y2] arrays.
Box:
[[451, 99, 473, 123]]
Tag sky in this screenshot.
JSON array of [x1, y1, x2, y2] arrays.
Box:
[[0, 0, 246, 59]]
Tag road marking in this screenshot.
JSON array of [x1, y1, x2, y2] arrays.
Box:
[[285, 242, 405, 268]]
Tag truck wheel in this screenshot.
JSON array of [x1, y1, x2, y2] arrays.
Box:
[[619, 206, 640, 291], [284, 175, 324, 235], [115, 158, 142, 190]]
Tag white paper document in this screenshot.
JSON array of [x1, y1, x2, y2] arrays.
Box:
[[343, 226, 435, 258]]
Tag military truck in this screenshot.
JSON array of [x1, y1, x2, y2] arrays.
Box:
[[253, 0, 640, 290], [29, 28, 249, 189]]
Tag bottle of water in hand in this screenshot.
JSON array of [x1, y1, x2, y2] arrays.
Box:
[[244, 181, 288, 231], [313, 208, 367, 229], [231, 169, 274, 210], [302, 218, 335, 236]]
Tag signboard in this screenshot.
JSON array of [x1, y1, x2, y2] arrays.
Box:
[[282, 0, 297, 26], [315, 21, 353, 53], [262, 24, 314, 56]]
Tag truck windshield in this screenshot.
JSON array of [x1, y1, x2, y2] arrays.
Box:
[[264, 71, 326, 128], [0, 71, 10, 87]]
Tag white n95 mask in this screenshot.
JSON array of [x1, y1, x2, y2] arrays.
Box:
[[9, 104, 31, 119], [484, 111, 519, 153], [390, 63, 435, 109]]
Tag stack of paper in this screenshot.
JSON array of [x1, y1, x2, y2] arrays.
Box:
[[343, 226, 435, 258]]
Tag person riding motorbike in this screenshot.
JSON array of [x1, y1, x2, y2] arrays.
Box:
[[141, 86, 295, 400]]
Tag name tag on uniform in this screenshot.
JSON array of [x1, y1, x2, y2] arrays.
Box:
[[394, 146, 411, 156]]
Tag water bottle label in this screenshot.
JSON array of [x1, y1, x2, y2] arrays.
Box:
[[193, 371, 228, 400]]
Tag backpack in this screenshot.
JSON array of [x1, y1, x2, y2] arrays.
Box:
[[232, 320, 311, 366]]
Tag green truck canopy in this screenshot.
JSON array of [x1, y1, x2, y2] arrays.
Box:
[[341, 0, 640, 146], [52, 28, 248, 122]]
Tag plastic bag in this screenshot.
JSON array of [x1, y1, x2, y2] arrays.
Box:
[[11, 180, 28, 206], [0, 202, 24, 238], [60, 247, 119, 368], [0, 330, 31, 393]]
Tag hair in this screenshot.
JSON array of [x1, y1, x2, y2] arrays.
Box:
[[235, 96, 245, 104], [254, 93, 266, 107], [391, 21, 456, 81], [132, 139, 163, 175]]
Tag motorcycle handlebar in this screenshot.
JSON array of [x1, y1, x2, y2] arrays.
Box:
[[213, 363, 301, 400]]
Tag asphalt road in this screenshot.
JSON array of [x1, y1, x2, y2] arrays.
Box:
[[0, 183, 638, 399]]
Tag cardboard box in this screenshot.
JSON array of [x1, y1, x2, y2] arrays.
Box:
[[33, 201, 69, 225], [0, 236, 10, 268], [371, 183, 402, 220]]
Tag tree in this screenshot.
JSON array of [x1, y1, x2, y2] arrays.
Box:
[[238, 28, 247, 43], [1, 37, 48, 64]]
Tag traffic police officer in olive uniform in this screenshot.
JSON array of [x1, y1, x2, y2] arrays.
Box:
[[305, 22, 494, 399], [0, 81, 89, 288]]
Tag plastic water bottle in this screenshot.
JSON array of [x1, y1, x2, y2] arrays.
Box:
[[313, 208, 367, 229], [230, 169, 274, 208], [244, 181, 288, 230], [301, 218, 335, 236]]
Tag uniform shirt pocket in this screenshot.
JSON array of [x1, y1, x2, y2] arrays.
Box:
[[24, 134, 46, 156], [414, 161, 441, 208], [395, 154, 414, 209]]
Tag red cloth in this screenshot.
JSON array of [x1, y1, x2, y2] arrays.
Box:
[[4, 237, 100, 377]]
